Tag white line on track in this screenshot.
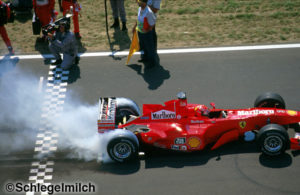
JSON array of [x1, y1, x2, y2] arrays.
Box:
[[2, 43, 300, 60], [38, 77, 44, 93]]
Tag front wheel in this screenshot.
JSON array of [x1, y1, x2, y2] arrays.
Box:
[[257, 124, 289, 156], [107, 137, 139, 163]]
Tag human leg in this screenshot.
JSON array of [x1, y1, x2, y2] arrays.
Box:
[[110, 0, 119, 28], [49, 43, 62, 64], [117, 0, 127, 31], [143, 31, 157, 67], [61, 53, 75, 70], [0, 26, 13, 54]]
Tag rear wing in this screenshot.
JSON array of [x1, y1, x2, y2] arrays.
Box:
[[98, 97, 116, 133]]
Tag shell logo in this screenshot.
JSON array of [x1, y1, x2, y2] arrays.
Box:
[[287, 110, 297, 116], [188, 137, 201, 149]]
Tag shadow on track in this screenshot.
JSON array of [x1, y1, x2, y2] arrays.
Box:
[[127, 63, 170, 90], [99, 140, 294, 175]]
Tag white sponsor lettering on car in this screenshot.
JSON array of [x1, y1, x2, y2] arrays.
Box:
[[237, 110, 274, 116]]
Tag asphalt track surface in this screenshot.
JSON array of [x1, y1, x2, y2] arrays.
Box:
[[1, 47, 300, 195]]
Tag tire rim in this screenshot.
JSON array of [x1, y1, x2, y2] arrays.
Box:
[[113, 142, 132, 159], [264, 135, 283, 153]]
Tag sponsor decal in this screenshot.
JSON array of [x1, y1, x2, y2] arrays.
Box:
[[177, 115, 182, 119], [287, 110, 297, 116], [175, 138, 186, 145], [181, 146, 187, 151], [237, 110, 274, 116], [147, 137, 152, 141], [171, 145, 180, 150], [239, 121, 247, 129], [190, 120, 204, 124], [276, 110, 285, 113], [187, 137, 201, 149], [140, 116, 149, 120], [151, 110, 176, 120]]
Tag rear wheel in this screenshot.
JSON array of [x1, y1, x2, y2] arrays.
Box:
[[107, 137, 139, 163], [254, 92, 285, 109], [115, 98, 140, 125], [257, 124, 289, 156]]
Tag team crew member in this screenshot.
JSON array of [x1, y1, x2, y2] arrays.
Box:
[[59, 0, 81, 39], [147, 0, 161, 50], [0, 0, 13, 55], [133, 0, 157, 68], [110, 0, 127, 31], [33, 0, 55, 27], [48, 20, 78, 70]]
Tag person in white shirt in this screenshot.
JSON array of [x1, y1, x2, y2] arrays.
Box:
[[147, 0, 161, 50], [132, 0, 158, 68]]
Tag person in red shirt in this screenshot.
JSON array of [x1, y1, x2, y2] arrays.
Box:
[[0, 0, 14, 55], [59, 0, 81, 39], [33, 0, 55, 27]]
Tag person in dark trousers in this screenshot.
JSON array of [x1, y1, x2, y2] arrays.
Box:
[[48, 20, 78, 70], [33, 0, 55, 40], [147, 0, 161, 50], [0, 0, 14, 55], [110, 0, 127, 31], [58, 0, 82, 39], [132, 0, 157, 68]]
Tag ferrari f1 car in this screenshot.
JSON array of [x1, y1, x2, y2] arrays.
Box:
[[98, 92, 300, 163]]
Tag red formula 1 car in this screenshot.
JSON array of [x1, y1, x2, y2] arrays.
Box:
[[97, 92, 300, 163]]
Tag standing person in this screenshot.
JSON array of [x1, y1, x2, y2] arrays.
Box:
[[132, 0, 157, 68], [147, 0, 161, 50], [0, 0, 14, 55], [33, 0, 55, 27], [58, 0, 82, 39], [48, 20, 78, 70], [110, 0, 127, 31]]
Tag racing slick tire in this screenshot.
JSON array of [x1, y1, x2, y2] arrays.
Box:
[[257, 124, 289, 156], [115, 97, 141, 125], [254, 92, 285, 109], [107, 136, 139, 163]]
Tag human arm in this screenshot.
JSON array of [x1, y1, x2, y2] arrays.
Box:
[[51, 32, 73, 50]]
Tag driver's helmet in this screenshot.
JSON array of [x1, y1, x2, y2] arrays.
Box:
[[195, 105, 210, 117]]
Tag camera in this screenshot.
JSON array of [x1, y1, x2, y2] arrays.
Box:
[[42, 14, 72, 36]]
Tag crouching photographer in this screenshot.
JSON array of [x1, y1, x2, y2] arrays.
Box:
[[47, 20, 78, 70]]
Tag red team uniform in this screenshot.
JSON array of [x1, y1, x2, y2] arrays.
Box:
[[33, 0, 55, 27], [60, 0, 81, 38], [0, 0, 13, 54]]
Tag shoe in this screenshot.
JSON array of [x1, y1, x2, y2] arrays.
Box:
[[122, 22, 127, 31], [110, 18, 119, 28], [75, 32, 81, 39], [8, 46, 14, 55], [51, 58, 62, 65]]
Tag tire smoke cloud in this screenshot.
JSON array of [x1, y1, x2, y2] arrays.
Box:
[[0, 61, 112, 162]]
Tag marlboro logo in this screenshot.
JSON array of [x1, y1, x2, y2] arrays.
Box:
[[151, 110, 176, 120]]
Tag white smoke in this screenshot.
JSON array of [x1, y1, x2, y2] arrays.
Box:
[[0, 58, 42, 153], [0, 59, 112, 162]]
